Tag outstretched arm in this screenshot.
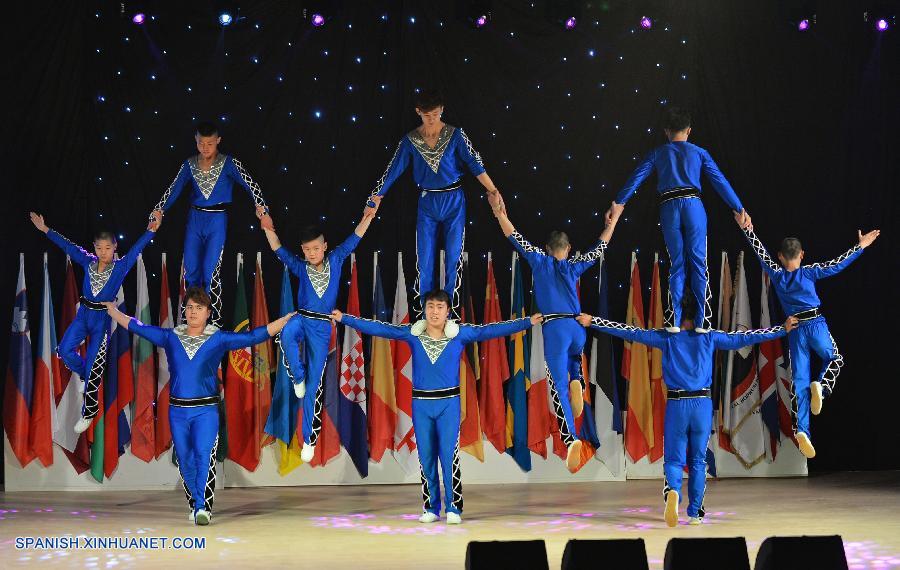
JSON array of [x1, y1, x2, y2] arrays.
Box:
[[460, 315, 537, 343], [150, 161, 191, 222], [229, 157, 268, 214], [365, 138, 411, 212], [218, 313, 295, 351], [804, 230, 878, 280], [701, 149, 743, 212], [353, 196, 382, 238], [103, 302, 169, 345], [606, 149, 656, 224], [712, 317, 795, 350], [33, 213, 94, 267], [740, 226, 781, 277], [570, 216, 619, 276], [335, 311, 412, 341], [577, 313, 668, 349], [118, 228, 159, 271]]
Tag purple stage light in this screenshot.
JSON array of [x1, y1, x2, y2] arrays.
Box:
[[876, 18, 889, 31], [565, 17, 576, 30], [798, 19, 809, 31], [311, 13, 325, 27], [132, 13, 145, 25], [640, 16, 652, 29], [475, 15, 487, 28]]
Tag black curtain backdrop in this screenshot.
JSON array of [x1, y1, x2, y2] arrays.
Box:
[[3, 1, 898, 475]]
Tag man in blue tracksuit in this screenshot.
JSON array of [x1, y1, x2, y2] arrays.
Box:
[[105, 288, 293, 525], [334, 290, 539, 524], [30, 212, 159, 434], [739, 219, 880, 458], [491, 206, 620, 472], [261, 199, 380, 462], [365, 89, 505, 315], [149, 121, 270, 326], [578, 304, 795, 526], [605, 106, 750, 331]]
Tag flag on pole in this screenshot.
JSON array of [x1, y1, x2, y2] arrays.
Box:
[[338, 254, 369, 477], [131, 254, 155, 462], [758, 272, 797, 460], [623, 253, 652, 462], [723, 252, 766, 469], [30, 252, 59, 467], [526, 287, 553, 459], [368, 252, 397, 463], [479, 252, 510, 454], [391, 252, 417, 470], [505, 252, 531, 471], [252, 252, 275, 451], [647, 254, 667, 463], [155, 253, 174, 458], [715, 252, 734, 452], [310, 325, 342, 467], [4, 254, 35, 467], [458, 252, 484, 461]]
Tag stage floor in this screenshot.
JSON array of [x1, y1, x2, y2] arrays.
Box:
[[2, 471, 899, 569]]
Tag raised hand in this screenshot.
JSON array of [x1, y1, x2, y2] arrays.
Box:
[[147, 216, 162, 232], [733, 209, 752, 230], [363, 195, 382, 220], [255, 205, 268, 219], [605, 202, 624, 226], [29, 212, 49, 233], [331, 309, 344, 322], [576, 313, 592, 328], [260, 213, 275, 231], [858, 229, 880, 248], [151, 209, 164, 224], [487, 190, 505, 214]]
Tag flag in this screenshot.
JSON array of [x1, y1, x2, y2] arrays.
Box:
[[155, 253, 174, 458], [252, 252, 275, 451], [647, 254, 667, 463], [368, 252, 397, 463], [479, 252, 510, 454], [623, 253, 652, 462], [31, 253, 59, 467], [391, 252, 417, 470], [263, 264, 303, 475], [723, 252, 766, 469], [758, 272, 797, 460], [526, 287, 553, 459], [590, 256, 625, 475], [4, 254, 34, 467], [715, 252, 735, 452], [310, 325, 342, 467], [458, 252, 484, 461], [53, 256, 90, 473], [505, 252, 531, 471], [131, 254, 155, 462], [338, 254, 369, 477]]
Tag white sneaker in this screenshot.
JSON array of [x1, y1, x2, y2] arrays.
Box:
[[446, 512, 462, 525], [688, 516, 703, 525], [195, 510, 211, 526], [301, 442, 315, 462], [74, 417, 92, 434], [665, 326, 681, 333], [188, 512, 195, 522], [694, 328, 710, 334], [810, 382, 823, 415], [294, 381, 306, 399], [796, 432, 816, 458], [418, 512, 439, 523], [664, 490, 679, 528]]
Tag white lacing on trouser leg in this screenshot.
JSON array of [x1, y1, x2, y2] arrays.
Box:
[[788, 378, 800, 435], [546, 363, 576, 446], [309, 367, 327, 446], [663, 479, 673, 502], [664, 243, 676, 328], [182, 477, 195, 513], [419, 463, 433, 513], [209, 249, 224, 328], [203, 436, 219, 513], [701, 238, 713, 329], [450, 228, 465, 320], [274, 335, 295, 382], [82, 333, 108, 419], [413, 229, 423, 318], [449, 435, 463, 513], [821, 335, 843, 397]]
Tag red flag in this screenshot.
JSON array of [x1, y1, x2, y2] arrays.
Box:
[[131, 254, 155, 462], [623, 253, 652, 462], [225, 253, 258, 470], [252, 253, 275, 450], [31, 253, 59, 467], [458, 253, 484, 461], [368, 252, 396, 463], [309, 325, 342, 467], [479, 253, 510, 454], [155, 253, 174, 457], [4, 254, 35, 467], [647, 255, 667, 463]]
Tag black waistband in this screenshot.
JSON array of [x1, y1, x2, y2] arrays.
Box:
[[170, 395, 220, 407], [192, 203, 229, 213], [667, 388, 711, 400], [793, 307, 822, 321], [298, 308, 332, 321], [422, 179, 463, 192], [412, 386, 460, 400], [543, 313, 578, 322], [80, 297, 108, 311], [659, 187, 701, 204]]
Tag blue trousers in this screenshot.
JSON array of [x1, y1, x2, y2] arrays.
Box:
[[788, 317, 841, 436], [170, 404, 219, 516], [663, 397, 712, 519], [280, 314, 333, 446], [183, 209, 227, 325], [416, 188, 466, 314], [660, 197, 710, 329], [413, 395, 462, 516], [543, 319, 586, 446], [56, 306, 110, 419]]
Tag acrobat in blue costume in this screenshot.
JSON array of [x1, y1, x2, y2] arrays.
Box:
[[150, 154, 267, 325], [127, 318, 271, 524], [45, 228, 156, 424], [366, 125, 485, 313], [341, 314, 532, 522], [507, 230, 607, 467], [615, 142, 743, 329], [588, 316, 785, 525], [741, 226, 864, 447]]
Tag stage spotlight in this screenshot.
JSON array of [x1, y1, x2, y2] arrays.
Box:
[[475, 14, 488, 27], [640, 16, 652, 29], [311, 13, 325, 26], [132, 13, 146, 25], [864, 10, 894, 32], [219, 12, 233, 26], [876, 18, 889, 30], [565, 16, 577, 30], [798, 19, 810, 30]]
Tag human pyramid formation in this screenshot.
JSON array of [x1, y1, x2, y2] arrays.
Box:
[[29, 90, 880, 527]]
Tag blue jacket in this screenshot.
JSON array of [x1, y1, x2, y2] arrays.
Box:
[[274, 233, 361, 313], [152, 154, 267, 212]]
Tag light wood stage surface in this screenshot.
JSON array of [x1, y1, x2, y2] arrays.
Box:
[[2, 471, 899, 569]]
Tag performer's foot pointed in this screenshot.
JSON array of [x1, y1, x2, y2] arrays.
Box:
[[195, 510, 211, 526], [810, 381, 823, 415], [418, 512, 439, 523], [566, 440, 583, 473], [301, 442, 315, 462], [293, 381, 306, 399], [74, 417, 92, 434], [688, 516, 703, 526], [446, 512, 462, 525], [664, 490, 679, 528], [796, 432, 816, 458], [569, 380, 584, 418], [665, 326, 681, 333]]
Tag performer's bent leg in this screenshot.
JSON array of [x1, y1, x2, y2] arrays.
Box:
[[660, 202, 685, 328], [686, 398, 713, 519], [80, 319, 110, 420], [279, 315, 308, 384], [300, 321, 332, 446], [435, 396, 463, 515], [415, 199, 439, 310], [412, 399, 441, 516], [788, 329, 813, 436], [545, 354, 577, 446], [190, 406, 220, 515], [809, 320, 843, 398], [682, 200, 711, 329], [57, 309, 89, 377], [566, 324, 587, 417]]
